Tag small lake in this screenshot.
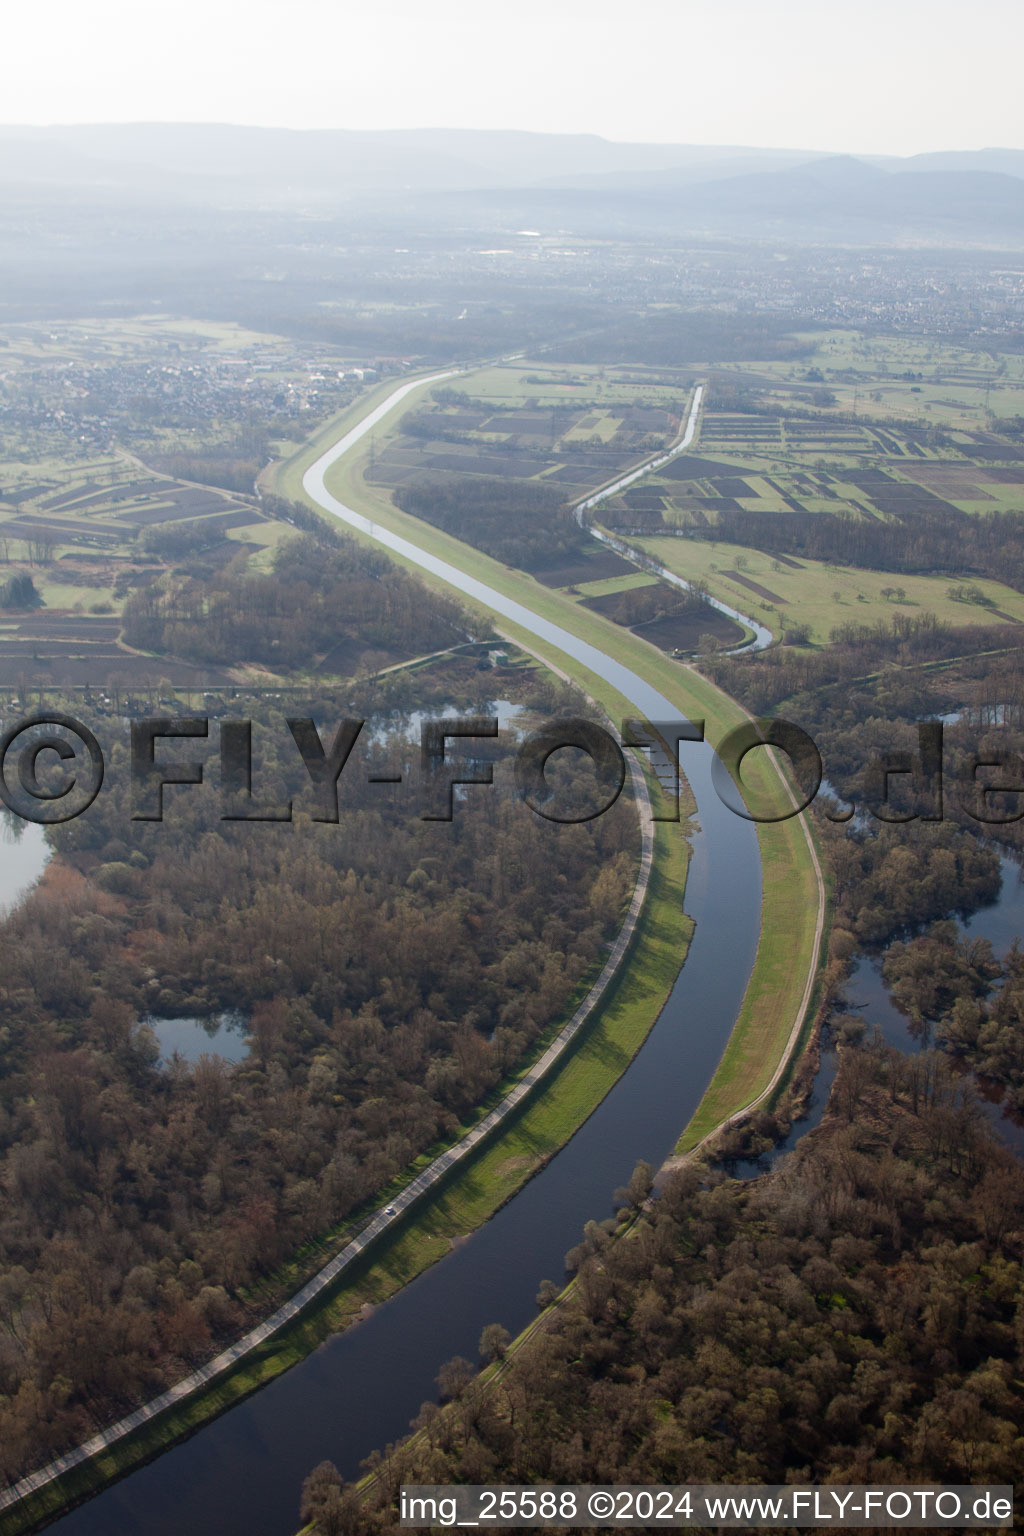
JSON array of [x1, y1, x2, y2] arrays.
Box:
[[146, 1013, 250, 1066], [373, 698, 524, 734], [0, 815, 51, 914]]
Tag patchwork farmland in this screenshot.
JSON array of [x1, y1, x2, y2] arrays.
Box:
[[0, 458, 273, 686]]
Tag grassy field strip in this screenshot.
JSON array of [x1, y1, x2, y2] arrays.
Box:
[[4, 368, 821, 1534], [631, 537, 1024, 644], [672, 727, 826, 1153], [575, 571, 659, 597]]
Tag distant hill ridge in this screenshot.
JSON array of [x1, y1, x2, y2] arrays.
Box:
[[1, 125, 1022, 238], [2, 123, 1023, 194]]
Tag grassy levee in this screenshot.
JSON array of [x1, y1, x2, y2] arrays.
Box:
[[271, 378, 825, 1166], [5, 789, 689, 1536], [673, 800, 821, 1152], [6, 375, 821, 1535]]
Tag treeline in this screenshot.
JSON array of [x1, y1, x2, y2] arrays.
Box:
[[394, 475, 585, 572], [139, 517, 239, 560], [149, 453, 261, 495], [266, 301, 595, 365], [0, 572, 41, 610], [879, 921, 1024, 1112], [122, 532, 467, 671], [308, 1059, 1024, 1531], [822, 818, 1001, 947], [703, 611, 1015, 715], [695, 503, 1024, 591], [0, 695, 638, 1485], [432, 389, 580, 413]]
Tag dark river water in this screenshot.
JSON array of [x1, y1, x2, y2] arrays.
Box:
[[7, 382, 1018, 1534], [37, 391, 769, 1536], [41, 757, 759, 1536]]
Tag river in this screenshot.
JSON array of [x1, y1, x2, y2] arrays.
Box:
[[40, 384, 772, 1534]]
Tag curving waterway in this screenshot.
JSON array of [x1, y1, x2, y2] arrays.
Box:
[[43, 379, 767, 1536]]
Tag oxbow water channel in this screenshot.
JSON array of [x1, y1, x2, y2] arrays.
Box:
[[729, 851, 1024, 1179], [42, 380, 767, 1536]]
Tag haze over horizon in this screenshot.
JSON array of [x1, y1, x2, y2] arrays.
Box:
[[3, 121, 1022, 161], [3, 0, 1022, 158]]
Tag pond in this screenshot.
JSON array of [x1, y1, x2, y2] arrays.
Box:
[[146, 1013, 250, 1066]]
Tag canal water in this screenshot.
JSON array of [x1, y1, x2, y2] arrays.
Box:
[[45, 782, 760, 1536], [41, 384, 768, 1534]]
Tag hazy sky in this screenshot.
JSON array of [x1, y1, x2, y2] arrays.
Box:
[[4, 0, 1021, 156]]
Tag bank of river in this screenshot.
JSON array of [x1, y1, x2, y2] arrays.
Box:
[[39, 388, 775, 1536], [45, 816, 759, 1536]]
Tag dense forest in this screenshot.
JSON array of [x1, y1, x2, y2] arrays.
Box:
[[121, 529, 468, 672], [304, 1062, 1024, 1532], [0, 691, 638, 1486], [394, 476, 586, 573], [703, 610, 1021, 714], [295, 594, 1024, 1532]]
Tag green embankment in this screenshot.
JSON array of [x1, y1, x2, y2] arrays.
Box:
[[273, 374, 824, 1158], [8, 370, 823, 1535]]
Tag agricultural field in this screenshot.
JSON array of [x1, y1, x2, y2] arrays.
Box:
[[599, 438, 1024, 531], [0, 315, 405, 687], [713, 331, 1024, 427], [0, 453, 275, 575], [627, 538, 1024, 645], [7, 332, 1024, 689], [576, 577, 744, 652], [0, 452, 278, 691], [597, 336, 1024, 537], [366, 363, 693, 498]]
